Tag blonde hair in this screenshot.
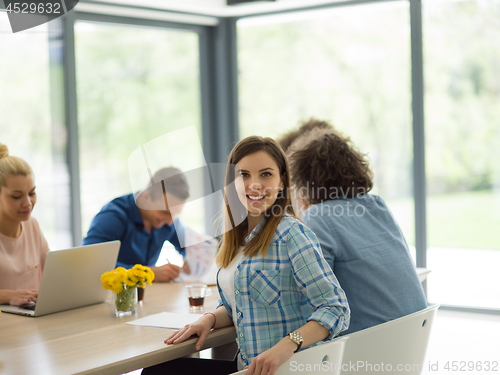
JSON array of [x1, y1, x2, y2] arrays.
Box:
[[0, 143, 33, 190], [216, 136, 296, 268]]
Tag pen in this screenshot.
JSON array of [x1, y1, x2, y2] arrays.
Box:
[[165, 258, 171, 264]]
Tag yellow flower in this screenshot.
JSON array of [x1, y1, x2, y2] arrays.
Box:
[[101, 265, 155, 294], [109, 276, 124, 293], [132, 264, 146, 271], [124, 273, 137, 287], [101, 271, 113, 290], [146, 268, 155, 285], [114, 268, 128, 282], [134, 269, 147, 281], [129, 272, 137, 281]]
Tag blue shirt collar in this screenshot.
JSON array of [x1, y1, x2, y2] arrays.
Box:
[[244, 217, 266, 244], [244, 214, 294, 243]]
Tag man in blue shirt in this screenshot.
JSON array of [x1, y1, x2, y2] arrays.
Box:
[[282, 120, 427, 335], [82, 167, 189, 282]]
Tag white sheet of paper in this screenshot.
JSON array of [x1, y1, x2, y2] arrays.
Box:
[[179, 228, 218, 282], [126, 312, 203, 329]]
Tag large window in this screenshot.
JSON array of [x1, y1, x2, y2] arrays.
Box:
[[75, 20, 205, 243], [3, 1, 499, 314], [0, 14, 71, 249], [238, 2, 415, 252], [423, 0, 500, 309]]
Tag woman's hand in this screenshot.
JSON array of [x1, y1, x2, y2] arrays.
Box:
[[245, 336, 297, 375], [164, 313, 215, 351], [245, 321, 330, 375], [8, 289, 39, 306]]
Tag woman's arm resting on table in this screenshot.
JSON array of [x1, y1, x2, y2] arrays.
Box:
[[0, 289, 39, 305], [164, 306, 233, 351], [246, 320, 330, 375]]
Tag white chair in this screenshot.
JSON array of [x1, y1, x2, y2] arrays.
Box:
[[337, 304, 439, 375], [416, 267, 432, 283], [230, 336, 348, 375]]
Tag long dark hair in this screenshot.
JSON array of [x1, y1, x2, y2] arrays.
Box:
[[216, 136, 295, 268]]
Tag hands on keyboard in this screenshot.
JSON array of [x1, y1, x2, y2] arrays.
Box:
[[19, 302, 36, 310]]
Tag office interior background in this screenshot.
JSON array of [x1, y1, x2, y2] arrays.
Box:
[[1, 0, 499, 362]]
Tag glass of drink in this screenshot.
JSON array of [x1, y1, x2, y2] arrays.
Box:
[[137, 287, 145, 302], [185, 284, 212, 312]]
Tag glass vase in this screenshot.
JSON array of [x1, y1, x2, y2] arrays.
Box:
[[114, 285, 137, 317]]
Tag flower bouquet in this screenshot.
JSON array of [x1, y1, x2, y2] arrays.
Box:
[[101, 264, 155, 316]]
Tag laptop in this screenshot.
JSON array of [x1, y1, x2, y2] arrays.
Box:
[[0, 240, 120, 317]]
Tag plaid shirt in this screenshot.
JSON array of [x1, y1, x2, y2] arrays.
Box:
[[216, 215, 350, 368]]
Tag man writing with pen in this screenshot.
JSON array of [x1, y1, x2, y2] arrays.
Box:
[[82, 167, 190, 282]]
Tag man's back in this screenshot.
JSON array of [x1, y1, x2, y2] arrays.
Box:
[[302, 194, 427, 335]]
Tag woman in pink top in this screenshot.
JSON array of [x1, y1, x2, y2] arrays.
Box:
[[0, 143, 50, 306]]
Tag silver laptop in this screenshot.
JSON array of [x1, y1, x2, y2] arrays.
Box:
[[0, 240, 120, 317]]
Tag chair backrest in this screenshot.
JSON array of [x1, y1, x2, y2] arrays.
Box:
[[230, 336, 348, 375], [338, 304, 439, 375]]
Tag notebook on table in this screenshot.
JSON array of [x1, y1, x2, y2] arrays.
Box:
[[0, 240, 120, 317]]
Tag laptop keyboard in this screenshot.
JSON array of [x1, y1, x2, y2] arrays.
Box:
[[20, 302, 36, 310]]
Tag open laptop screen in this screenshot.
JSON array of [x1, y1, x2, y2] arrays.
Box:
[[0, 240, 120, 317]]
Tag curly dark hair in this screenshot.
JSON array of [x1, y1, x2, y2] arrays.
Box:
[[288, 127, 374, 204], [277, 118, 333, 151]]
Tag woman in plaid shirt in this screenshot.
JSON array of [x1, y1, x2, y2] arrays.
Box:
[[146, 136, 350, 375]]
